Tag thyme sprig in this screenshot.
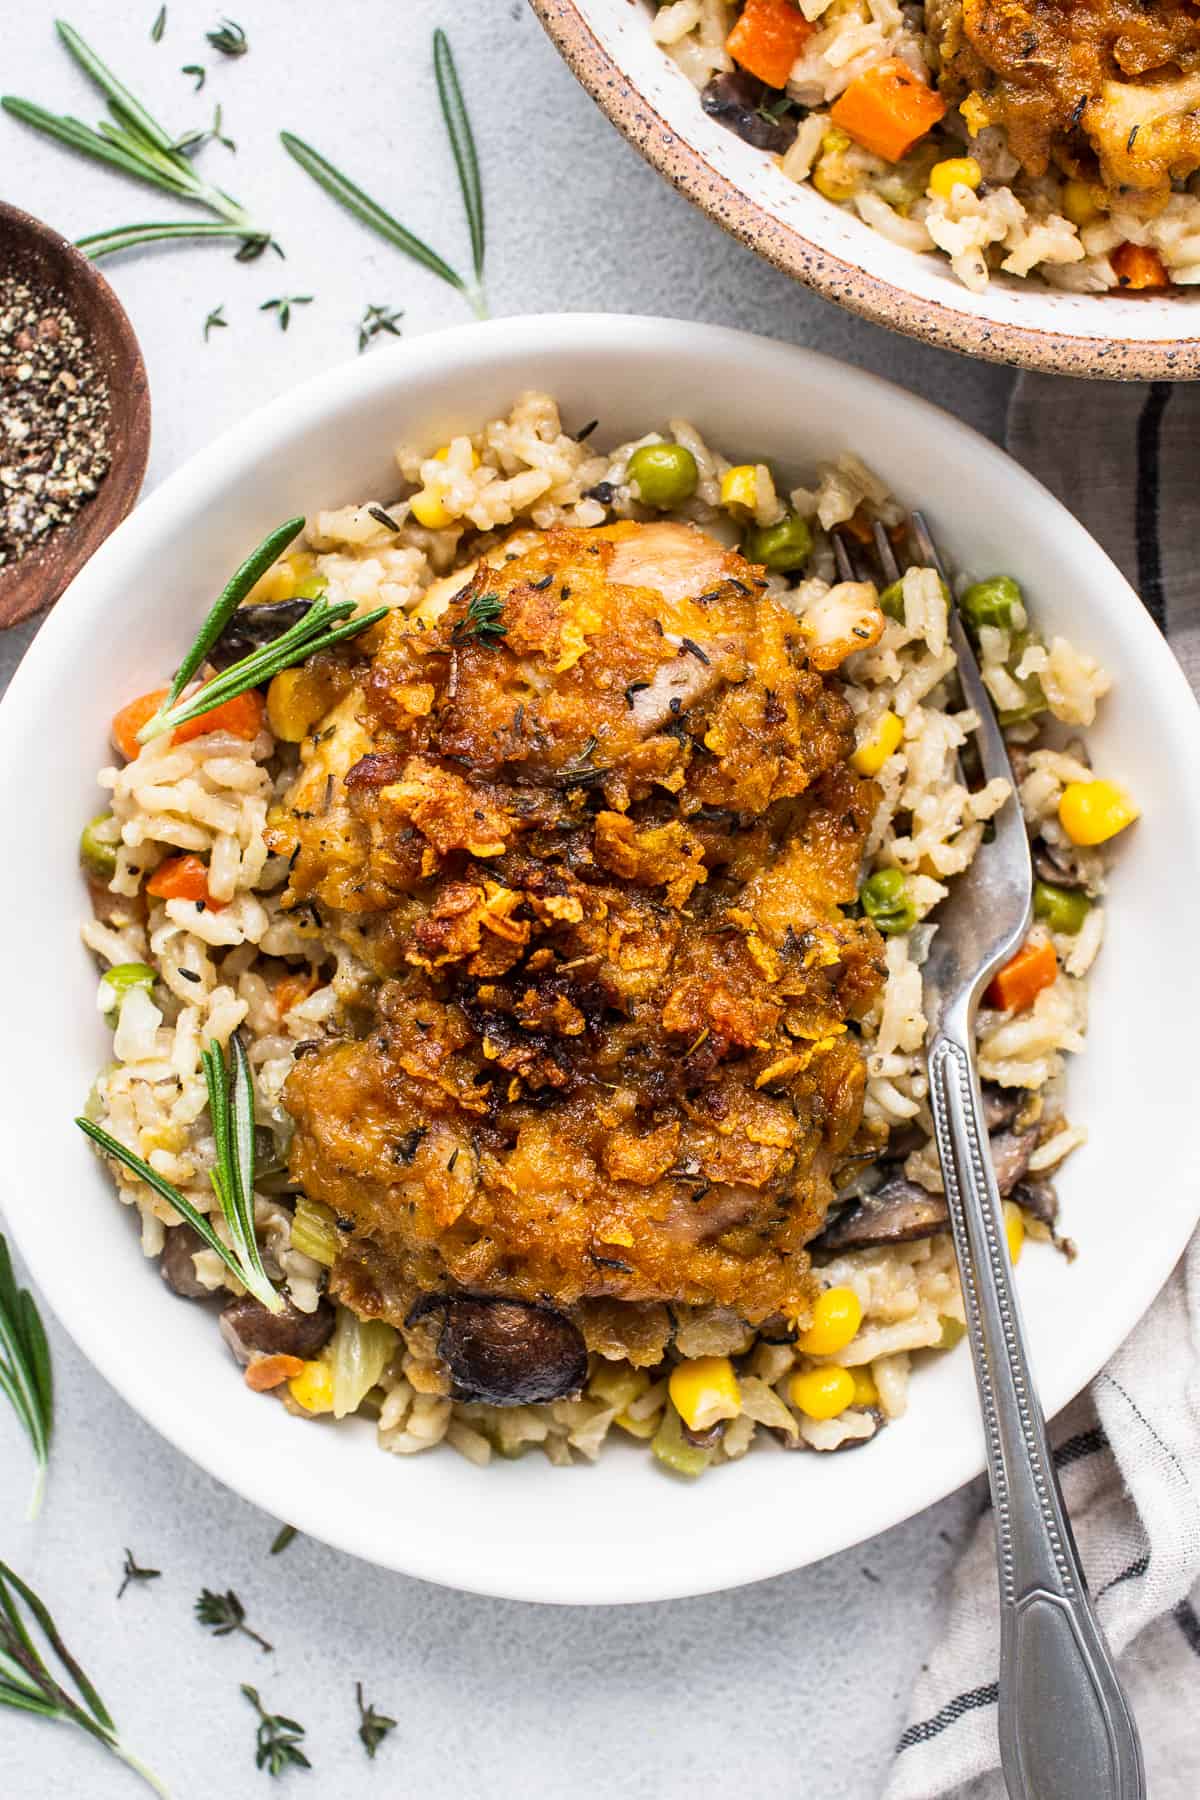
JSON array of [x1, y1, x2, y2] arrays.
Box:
[[0, 1562, 169, 1795], [242, 1686, 310, 1777], [281, 30, 487, 316], [355, 1682, 396, 1760], [117, 1551, 161, 1600], [260, 294, 312, 332], [450, 591, 505, 646], [1, 20, 275, 261], [0, 1234, 53, 1520], [207, 18, 247, 57], [195, 1588, 272, 1653], [357, 302, 404, 353], [76, 1033, 284, 1315]]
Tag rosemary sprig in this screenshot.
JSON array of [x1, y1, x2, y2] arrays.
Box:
[[243, 1685, 309, 1777], [195, 1588, 272, 1654], [0, 1232, 53, 1521], [1, 20, 275, 261], [450, 591, 506, 646], [355, 1683, 396, 1760], [117, 1551, 161, 1600], [76, 1034, 284, 1314], [280, 30, 486, 316], [207, 18, 247, 57], [0, 1562, 169, 1795]]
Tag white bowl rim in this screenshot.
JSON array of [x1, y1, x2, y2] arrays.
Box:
[[2, 312, 1198, 1605]]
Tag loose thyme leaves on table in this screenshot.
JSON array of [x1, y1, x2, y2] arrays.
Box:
[[1, 20, 277, 261], [0, 274, 111, 570], [182, 63, 206, 90], [204, 304, 227, 340], [195, 1587, 273, 1653], [173, 102, 235, 157], [117, 1549, 162, 1600], [150, 6, 166, 42], [0, 1232, 53, 1519], [242, 1686, 310, 1778], [207, 17, 248, 57], [260, 295, 312, 332], [269, 1524, 297, 1555], [0, 1562, 169, 1796], [357, 302, 404, 353], [355, 1683, 397, 1761]]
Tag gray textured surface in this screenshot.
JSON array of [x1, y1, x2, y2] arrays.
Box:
[[0, 3, 1010, 1795]]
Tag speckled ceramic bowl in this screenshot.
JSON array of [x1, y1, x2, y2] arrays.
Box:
[[530, 0, 1200, 380]]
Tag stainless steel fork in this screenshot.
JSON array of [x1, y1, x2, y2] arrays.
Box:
[[849, 514, 1146, 1800]]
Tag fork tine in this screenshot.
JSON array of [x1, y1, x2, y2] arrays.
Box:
[[831, 530, 856, 584], [909, 511, 944, 580], [872, 521, 901, 586]]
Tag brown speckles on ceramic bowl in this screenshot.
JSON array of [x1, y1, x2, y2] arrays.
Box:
[[529, 0, 1200, 381]]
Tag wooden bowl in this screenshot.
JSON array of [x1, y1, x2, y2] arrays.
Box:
[[0, 202, 150, 628]]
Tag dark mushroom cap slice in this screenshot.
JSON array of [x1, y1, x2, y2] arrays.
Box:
[[811, 1176, 950, 1252], [219, 1293, 335, 1364], [988, 1126, 1038, 1197], [159, 1223, 213, 1299], [700, 72, 798, 153], [207, 599, 314, 672], [413, 1294, 588, 1406]]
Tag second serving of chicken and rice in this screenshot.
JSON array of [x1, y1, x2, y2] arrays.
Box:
[[78, 393, 1138, 1476]]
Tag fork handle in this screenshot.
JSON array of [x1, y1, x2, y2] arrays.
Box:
[[927, 1026, 1145, 1800]]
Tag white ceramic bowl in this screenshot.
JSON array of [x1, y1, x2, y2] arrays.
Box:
[[2, 315, 1197, 1604], [531, 0, 1200, 379]]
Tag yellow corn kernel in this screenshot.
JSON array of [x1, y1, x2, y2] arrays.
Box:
[[850, 709, 904, 777], [409, 487, 456, 531], [266, 667, 325, 743], [1058, 779, 1139, 847], [797, 1285, 863, 1357], [288, 1357, 335, 1414], [667, 1355, 741, 1433], [812, 158, 858, 204], [1004, 1199, 1025, 1265], [789, 1364, 856, 1421], [850, 1366, 879, 1408], [721, 464, 759, 515], [433, 441, 480, 470], [929, 157, 982, 201], [1061, 179, 1100, 228]]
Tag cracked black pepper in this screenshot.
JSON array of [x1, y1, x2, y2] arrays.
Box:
[[0, 275, 112, 568]]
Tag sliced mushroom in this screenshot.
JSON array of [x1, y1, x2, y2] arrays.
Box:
[[413, 1295, 587, 1406], [989, 1127, 1037, 1197], [1012, 1177, 1059, 1229], [981, 1081, 1020, 1134], [1033, 846, 1087, 891], [811, 1176, 950, 1252], [208, 599, 314, 671], [159, 1224, 213, 1300], [700, 71, 798, 153], [219, 1293, 335, 1365]]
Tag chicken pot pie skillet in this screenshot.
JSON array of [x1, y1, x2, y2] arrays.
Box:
[[78, 389, 1136, 1477]]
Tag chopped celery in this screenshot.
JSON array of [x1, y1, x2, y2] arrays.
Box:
[[330, 1307, 398, 1419], [651, 1401, 713, 1477], [100, 964, 156, 1011], [290, 1195, 340, 1266]]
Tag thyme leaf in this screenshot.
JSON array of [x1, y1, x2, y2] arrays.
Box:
[[203, 303, 227, 340], [355, 1682, 397, 1760], [0, 1232, 53, 1521], [0, 1562, 169, 1795], [151, 7, 166, 43], [182, 63, 206, 90], [117, 1551, 161, 1600], [357, 301, 404, 353], [196, 1588, 273, 1654], [242, 1686, 310, 1777], [206, 18, 248, 57], [260, 294, 312, 332], [269, 1524, 297, 1555]]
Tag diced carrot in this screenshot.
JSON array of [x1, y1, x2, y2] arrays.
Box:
[[145, 853, 225, 912], [831, 58, 947, 163], [245, 1354, 305, 1392], [275, 968, 319, 1016], [173, 688, 266, 745], [1111, 242, 1170, 291], [726, 0, 813, 90], [111, 689, 168, 761], [985, 939, 1058, 1013]]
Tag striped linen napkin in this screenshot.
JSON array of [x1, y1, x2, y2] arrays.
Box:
[[885, 377, 1200, 1800]]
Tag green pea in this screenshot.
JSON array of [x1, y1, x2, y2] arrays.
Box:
[[101, 964, 157, 1010], [961, 575, 1024, 632], [626, 443, 699, 511], [742, 511, 813, 573], [1033, 879, 1091, 936], [80, 813, 118, 879], [879, 579, 906, 622], [860, 866, 917, 936]]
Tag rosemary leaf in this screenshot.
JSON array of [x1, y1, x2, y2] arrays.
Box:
[[57, 19, 177, 158], [0, 1563, 169, 1795], [279, 131, 467, 295], [158, 516, 305, 715], [0, 1234, 53, 1521], [433, 30, 484, 298], [77, 221, 261, 259]]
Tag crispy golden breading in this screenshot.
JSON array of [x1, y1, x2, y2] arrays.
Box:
[[270, 523, 885, 1332], [935, 0, 1200, 201]]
